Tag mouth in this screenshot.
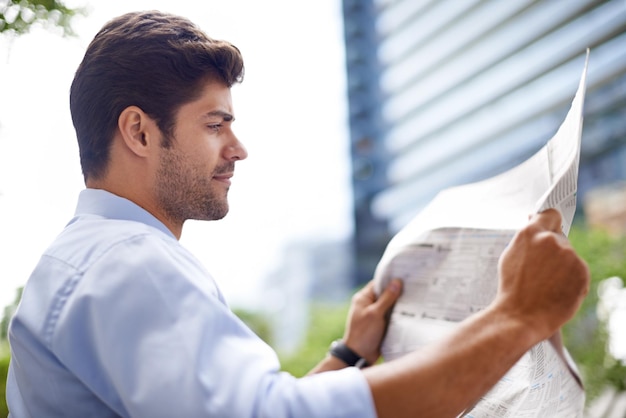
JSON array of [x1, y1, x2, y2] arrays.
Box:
[[213, 172, 233, 185]]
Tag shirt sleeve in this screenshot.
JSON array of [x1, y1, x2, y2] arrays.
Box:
[[52, 233, 378, 418]]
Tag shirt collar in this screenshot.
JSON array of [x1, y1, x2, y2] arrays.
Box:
[[74, 188, 176, 239]]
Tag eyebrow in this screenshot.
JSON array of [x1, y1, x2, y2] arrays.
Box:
[[202, 110, 235, 122]]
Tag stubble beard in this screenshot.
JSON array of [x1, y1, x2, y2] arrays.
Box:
[[155, 147, 230, 226]]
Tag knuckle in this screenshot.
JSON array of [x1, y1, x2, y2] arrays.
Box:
[[531, 230, 561, 249], [351, 292, 361, 304]]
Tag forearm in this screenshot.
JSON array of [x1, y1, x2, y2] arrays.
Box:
[[363, 305, 540, 418], [307, 354, 349, 375]]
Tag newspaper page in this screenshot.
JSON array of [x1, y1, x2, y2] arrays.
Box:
[[373, 51, 589, 417]]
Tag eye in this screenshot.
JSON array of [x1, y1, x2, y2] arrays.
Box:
[[207, 124, 222, 132]]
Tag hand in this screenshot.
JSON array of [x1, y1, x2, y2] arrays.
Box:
[[495, 208, 590, 341], [343, 279, 402, 365]]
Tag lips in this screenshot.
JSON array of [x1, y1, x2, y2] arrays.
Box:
[[214, 172, 232, 179], [213, 163, 235, 184], [213, 172, 233, 185]]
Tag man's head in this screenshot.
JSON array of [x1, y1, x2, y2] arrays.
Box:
[[70, 10, 244, 182]]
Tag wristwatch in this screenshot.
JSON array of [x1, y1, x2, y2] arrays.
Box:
[[329, 339, 369, 368]]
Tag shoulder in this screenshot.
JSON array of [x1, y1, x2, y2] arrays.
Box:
[[43, 216, 210, 285], [47, 216, 172, 268], [53, 216, 219, 297], [29, 216, 223, 339]]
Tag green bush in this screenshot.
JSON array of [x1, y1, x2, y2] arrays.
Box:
[[563, 224, 626, 401], [232, 308, 273, 344], [0, 345, 9, 418], [278, 303, 350, 377], [235, 302, 351, 377]]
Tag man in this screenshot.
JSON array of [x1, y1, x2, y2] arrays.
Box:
[[6, 10, 589, 418]]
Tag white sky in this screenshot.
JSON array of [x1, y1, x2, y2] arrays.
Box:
[[0, 0, 354, 310]]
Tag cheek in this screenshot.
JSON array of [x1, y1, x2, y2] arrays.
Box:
[[177, 133, 222, 170], [189, 151, 219, 174]]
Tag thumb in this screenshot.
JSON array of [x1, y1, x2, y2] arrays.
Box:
[[531, 208, 562, 233], [375, 279, 403, 312]]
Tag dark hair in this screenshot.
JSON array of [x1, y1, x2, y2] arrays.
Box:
[[70, 10, 245, 181]]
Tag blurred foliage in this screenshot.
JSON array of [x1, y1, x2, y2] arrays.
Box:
[[232, 308, 273, 343], [0, 344, 8, 417], [0, 0, 82, 36], [0, 287, 21, 341], [235, 303, 350, 377], [278, 303, 350, 377], [0, 289, 19, 417], [563, 224, 626, 402]]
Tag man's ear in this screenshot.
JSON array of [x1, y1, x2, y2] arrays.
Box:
[[117, 106, 160, 157]]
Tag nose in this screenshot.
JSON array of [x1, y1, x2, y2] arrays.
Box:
[[224, 133, 248, 161]]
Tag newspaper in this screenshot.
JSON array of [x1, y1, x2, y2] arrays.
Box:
[[373, 50, 589, 417]]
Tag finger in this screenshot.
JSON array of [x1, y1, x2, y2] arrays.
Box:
[[374, 279, 403, 312], [530, 208, 562, 232]]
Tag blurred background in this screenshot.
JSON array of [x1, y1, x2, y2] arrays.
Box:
[[1, 0, 625, 416]]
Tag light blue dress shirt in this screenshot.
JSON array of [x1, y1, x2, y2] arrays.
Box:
[[7, 189, 377, 418]]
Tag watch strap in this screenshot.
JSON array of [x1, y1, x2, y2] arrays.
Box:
[[329, 340, 369, 368]]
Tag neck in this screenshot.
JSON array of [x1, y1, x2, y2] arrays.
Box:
[[86, 178, 184, 240]]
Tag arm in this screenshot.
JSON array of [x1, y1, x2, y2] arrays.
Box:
[[364, 208, 590, 417]]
